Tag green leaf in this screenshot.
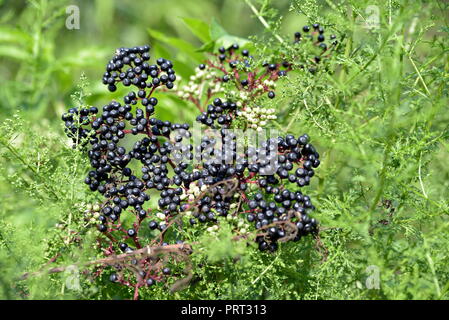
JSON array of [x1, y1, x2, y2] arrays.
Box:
[[148, 28, 204, 63], [209, 17, 228, 41], [197, 41, 215, 53], [57, 48, 109, 68], [208, 18, 250, 51], [0, 45, 30, 61], [182, 17, 211, 43], [0, 26, 31, 44], [215, 35, 250, 51]]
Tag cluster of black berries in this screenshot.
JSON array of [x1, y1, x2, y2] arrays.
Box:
[[215, 43, 291, 99], [62, 107, 98, 145], [294, 24, 337, 47], [196, 98, 237, 128], [62, 35, 327, 291], [190, 25, 338, 103], [62, 46, 192, 288], [247, 150, 320, 252], [102, 45, 176, 92], [215, 43, 290, 81], [178, 42, 324, 250], [178, 29, 338, 132], [176, 43, 292, 112], [178, 126, 321, 251], [292, 23, 338, 73]]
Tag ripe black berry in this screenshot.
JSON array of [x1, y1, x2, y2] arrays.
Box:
[[109, 273, 118, 283], [162, 267, 171, 275]]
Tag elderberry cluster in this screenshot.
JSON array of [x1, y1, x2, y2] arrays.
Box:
[[62, 46, 197, 287], [177, 126, 321, 251], [178, 27, 338, 131], [62, 106, 98, 145], [292, 23, 338, 73], [182, 43, 291, 131], [62, 32, 330, 290], [196, 98, 237, 128], [102, 45, 176, 92], [293, 23, 338, 49]]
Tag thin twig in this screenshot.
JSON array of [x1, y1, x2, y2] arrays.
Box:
[[303, 99, 326, 132], [244, 0, 284, 44], [251, 254, 279, 285], [408, 55, 431, 97], [19, 243, 193, 281], [418, 151, 428, 199]]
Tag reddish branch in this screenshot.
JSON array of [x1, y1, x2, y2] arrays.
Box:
[[19, 243, 193, 281]]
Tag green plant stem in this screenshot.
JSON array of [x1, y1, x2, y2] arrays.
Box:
[[244, 0, 284, 44]]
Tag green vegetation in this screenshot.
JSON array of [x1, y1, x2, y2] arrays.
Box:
[[0, 0, 448, 300]]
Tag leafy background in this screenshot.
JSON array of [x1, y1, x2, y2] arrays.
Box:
[[0, 0, 448, 299]]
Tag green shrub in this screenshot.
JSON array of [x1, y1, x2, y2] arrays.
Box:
[[0, 0, 448, 300]]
